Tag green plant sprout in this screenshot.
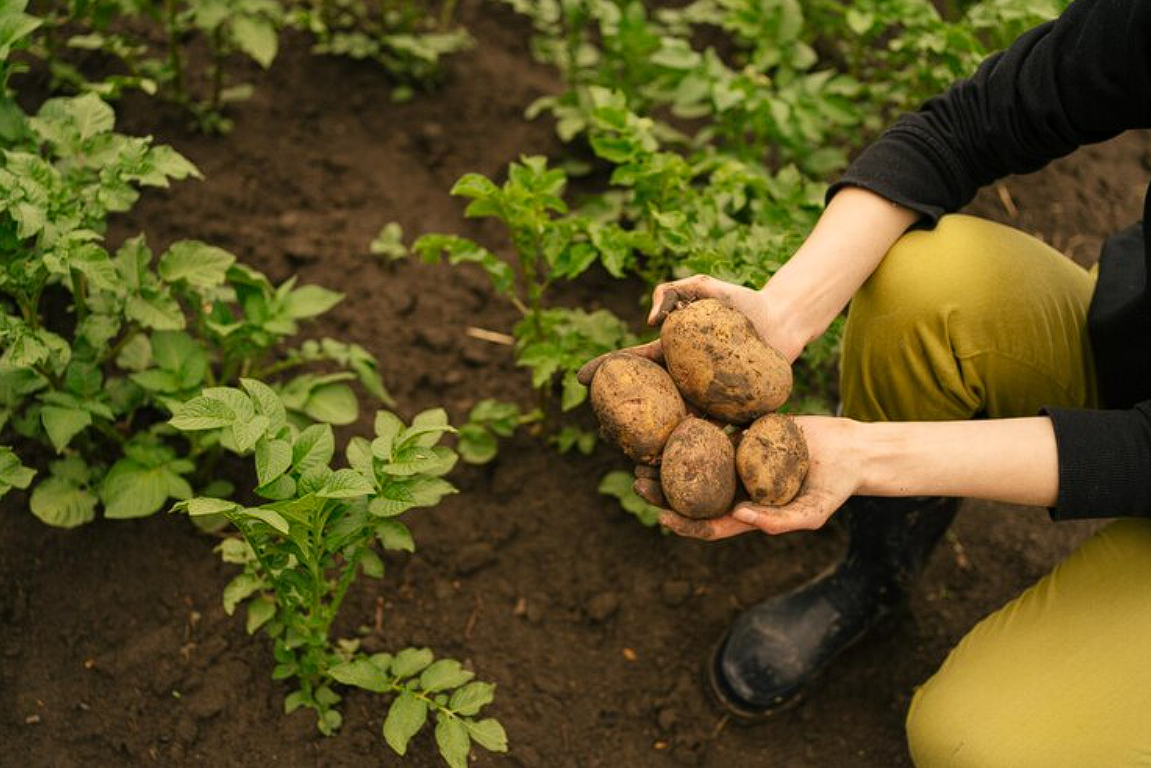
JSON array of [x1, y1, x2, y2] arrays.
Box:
[[170, 385, 507, 767]]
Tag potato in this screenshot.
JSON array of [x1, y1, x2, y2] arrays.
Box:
[[736, 414, 809, 506], [660, 417, 736, 519], [590, 353, 686, 465], [660, 298, 792, 424]]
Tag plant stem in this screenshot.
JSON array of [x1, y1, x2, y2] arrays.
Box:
[[165, 0, 187, 104], [438, 0, 458, 31], [103, 326, 140, 365], [70, 270, 88, 325], [210, 26, 225, 114]]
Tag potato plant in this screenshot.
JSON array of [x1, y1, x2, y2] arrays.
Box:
[[170, 386, 507, 767], [456, 398, 540, 465], [388, 156, 642, 452], [34, 0, 282, 131], [288, 0, 471, 102], [0, 16, 389, 525]]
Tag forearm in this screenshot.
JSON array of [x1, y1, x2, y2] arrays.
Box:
[[855, 416, 1059, 507], [761, 186, 917, 357]]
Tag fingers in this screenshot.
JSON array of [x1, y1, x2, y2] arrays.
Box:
[[731, 496, 834, 535], [575, 340, 665, 385], [633, 477, 665, 507], [657, 510, 756, 540], [647, 275, 726, 326]]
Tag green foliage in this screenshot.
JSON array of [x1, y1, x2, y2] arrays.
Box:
[[33, 0, 283, 131], [456, 399, 540, 465], [0, 23, 389, 523], [412, 156, 640, 416], [597, 469, 661, 527], [172, 391, 506, 766], [289, 0, 472, 101]]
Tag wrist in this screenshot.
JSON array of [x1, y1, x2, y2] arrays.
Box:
[[757, 281, 812, 362]]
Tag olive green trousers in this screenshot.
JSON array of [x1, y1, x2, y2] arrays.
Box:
[[839, 214, 1151, 767]]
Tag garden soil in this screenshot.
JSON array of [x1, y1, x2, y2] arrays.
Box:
[[3, 5, 1150, 766]]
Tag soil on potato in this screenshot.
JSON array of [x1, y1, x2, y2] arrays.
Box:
[[2, 6, 1147, 766]]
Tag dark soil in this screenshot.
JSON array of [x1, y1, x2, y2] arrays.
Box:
[[3, 6, 1149, 766]]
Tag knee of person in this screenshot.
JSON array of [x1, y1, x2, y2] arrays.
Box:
[[906, 678, 1017, 768]]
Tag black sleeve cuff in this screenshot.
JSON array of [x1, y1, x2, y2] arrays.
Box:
[[825, 122, 978, 226], [1042, 403, 1151, 520]]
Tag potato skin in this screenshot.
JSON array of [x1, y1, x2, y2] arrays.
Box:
[[660, 299, 792, 424], [590, 353, 686, 465], [660, 417, 736, 519], [736, 415, 809, 506]]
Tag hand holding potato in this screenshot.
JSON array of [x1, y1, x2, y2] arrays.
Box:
[[644, 416, 864, 540], [576, 273, 801, 387]]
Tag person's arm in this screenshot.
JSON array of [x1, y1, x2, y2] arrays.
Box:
[[658, 415, 1063, 540], [667, 408, 1151, 540]]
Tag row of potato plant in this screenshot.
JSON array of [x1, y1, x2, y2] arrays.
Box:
[[30, 0, 470, 131], [1, 5, 505, 765]]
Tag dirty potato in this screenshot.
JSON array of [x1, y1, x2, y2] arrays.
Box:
[[660, 299, 792, 424], [590, 353, 686, 465], [736, 414, 809, 506], [660, 417, 736, 519]]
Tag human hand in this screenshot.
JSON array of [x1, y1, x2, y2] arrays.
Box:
[[637, 416, 865, 540], [575, 274, 801, 387]]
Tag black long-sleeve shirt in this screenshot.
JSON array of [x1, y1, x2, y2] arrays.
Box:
[[828, 0, 1151, 520]]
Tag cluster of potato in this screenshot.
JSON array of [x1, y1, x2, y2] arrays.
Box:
[[590, 299, 809, 519]]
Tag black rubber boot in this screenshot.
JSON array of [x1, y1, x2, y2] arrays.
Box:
[[709, 496, 960, 719]]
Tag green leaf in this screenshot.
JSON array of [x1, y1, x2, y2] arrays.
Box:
[[376, 520, 415, 552], [231, 16, 278, 68], [170, 397, 236, 430], [180, 497, 239, 516], [40, 405, 91, 453], [303, 383, 358, 425], [0, 447, 35, 496], [283, 285, 342, 319], [158, 241, 236, 289], [256, 473, 296, 501], [391, 647, 435, 678], [293, 424, 335, 472], [560, 369, 586, 411], [402, 407, 456, 448], [346, 436, 374, 476], [239, 506, 290, 534], [126, 292, 185, 331], [434, 715, 470, 768], [420, 659, 474, 692], [317, 468, 375, 499], [223, 572, 263, 615], [465, 718, 508, 752], [30, 476, 97, 528], [255, 438, 292, 486], [383, 692, 428, 756], [241, 378, 287, 433], [449, 682, 495, 716], [457, 424, 497, 464], [360, 547, 384, 578], [284, 690, 306, 714], [246, 595, 275, 634], [232, 415, 271, 453], [102, 459, 190, 519], [330, 658, 390, 693]]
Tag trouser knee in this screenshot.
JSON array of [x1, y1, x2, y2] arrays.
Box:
[[839, 214, 1096, 422]]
